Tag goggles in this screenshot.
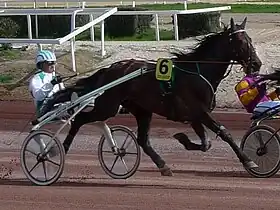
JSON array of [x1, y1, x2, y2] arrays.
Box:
[[46, 61, 56, 66]]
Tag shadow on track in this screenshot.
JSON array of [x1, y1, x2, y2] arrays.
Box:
[[0, 178, 242, 191], [137, 168, 280, 178]]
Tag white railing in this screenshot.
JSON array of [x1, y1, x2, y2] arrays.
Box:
[[0, 4, 231, 73], [113, 6, 231, 41], [0, 7, 118, 72], [0, 0, 189, 9]]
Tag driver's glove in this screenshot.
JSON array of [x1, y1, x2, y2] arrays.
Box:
[[50, 75, 62, 85]]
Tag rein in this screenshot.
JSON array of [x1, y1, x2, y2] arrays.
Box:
[[143, 28, 252, 111]]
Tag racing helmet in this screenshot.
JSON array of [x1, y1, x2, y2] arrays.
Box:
[[36, 50, 56, 65]]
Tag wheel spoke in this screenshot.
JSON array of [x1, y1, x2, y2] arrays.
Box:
[[25, 149, 38, 157], [122, 138, 134, 150], [29, 161, 40, 173], [121, 133, 130, 149], [110, 155, 119, 171], [120, 157, 129, 173], [124, 152, 138, 155], [254, 132, 264, 147], [42, 161, 47, 181], [46, 158, 60, 167], [102, 150, 114, 153], [263, 155, 274, 171]]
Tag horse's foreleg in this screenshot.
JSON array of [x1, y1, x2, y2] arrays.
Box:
[[123, 101, 173, 176], [200, 111, 258, 170], [173, 122, 212, 152]]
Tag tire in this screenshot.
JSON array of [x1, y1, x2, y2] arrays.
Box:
[[98, 125, 141, 179], [240, 125, 280, 178], [20, 129, 65, 186]]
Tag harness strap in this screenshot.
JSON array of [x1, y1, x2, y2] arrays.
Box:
[[159, 67, 176, 94]]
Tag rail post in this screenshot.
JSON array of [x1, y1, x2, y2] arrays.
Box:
[[27, 14, 32, 39], [70, 9, 83, 73], [173, 14, 179, 41], [154, 14, 160, 41], [184, 1, 187, 10], [90, 13, 95, 42], [101, 20, 105, 57]]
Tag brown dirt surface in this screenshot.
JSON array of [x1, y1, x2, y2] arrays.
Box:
[[0, 109, 280, 210]]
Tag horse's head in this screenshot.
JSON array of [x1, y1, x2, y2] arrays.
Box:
[[228, 17, 262, 74]]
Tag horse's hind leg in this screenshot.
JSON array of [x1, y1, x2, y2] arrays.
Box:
[[173, 122, 212, 152], [63, 101, 121, 154], [62, 112, 89, 153], [200, 111, 258, 169]]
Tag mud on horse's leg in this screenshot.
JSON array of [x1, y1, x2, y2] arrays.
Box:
[[173, 122, 212, 152], [201, 111, 258, 170]]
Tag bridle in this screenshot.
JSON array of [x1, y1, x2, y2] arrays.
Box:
[[229, 29, 255, 74]]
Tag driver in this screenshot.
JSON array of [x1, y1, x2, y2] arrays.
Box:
[[235, 72, 280, 115], [28, 50, 64, 117]]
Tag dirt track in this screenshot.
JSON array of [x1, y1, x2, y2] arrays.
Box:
[[1, 101, 280, 209], [2, 4, 280, 208]]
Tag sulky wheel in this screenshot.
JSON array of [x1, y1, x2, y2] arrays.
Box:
[[240, 125, 280, 178], [20, 129, 65, 186], [98, 125, 141, 179]]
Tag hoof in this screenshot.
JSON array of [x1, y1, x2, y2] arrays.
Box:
[[243, 160, 258, 169], [201, 141, 212, 152], [159, 165, 173, 176], [173, 133, 201, 151]]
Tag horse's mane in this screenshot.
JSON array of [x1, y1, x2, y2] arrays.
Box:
[[72, 25, 231, 88], [171, 25, 230, 61]]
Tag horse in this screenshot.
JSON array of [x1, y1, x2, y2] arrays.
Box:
[[39, 17, 262, 176]]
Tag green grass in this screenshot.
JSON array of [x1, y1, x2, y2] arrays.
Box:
[[250, 0, 280, 1], [75, 28, 174, 41], [96, 2, 280, 13], [41, 2, 280, 13], [0, 49, 21, 60], [0, 74, 13, 83], [8, 2, 280, 13], [140, 3, 280, 13]]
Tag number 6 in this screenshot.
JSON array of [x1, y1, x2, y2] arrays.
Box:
[[159, 59, 169, 74]]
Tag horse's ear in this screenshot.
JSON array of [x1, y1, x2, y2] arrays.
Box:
[[230, 18, 235, 31], [221, 21, 227, 30], [240, 17, 247, 29]]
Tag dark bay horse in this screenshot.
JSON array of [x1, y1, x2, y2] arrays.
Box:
[[39, 17, 262, 176]]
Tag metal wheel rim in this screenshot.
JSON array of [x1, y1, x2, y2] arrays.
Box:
[[242, 128, 280, 175], [98, 126, 141, 179], [20, 130, 65, 186]]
